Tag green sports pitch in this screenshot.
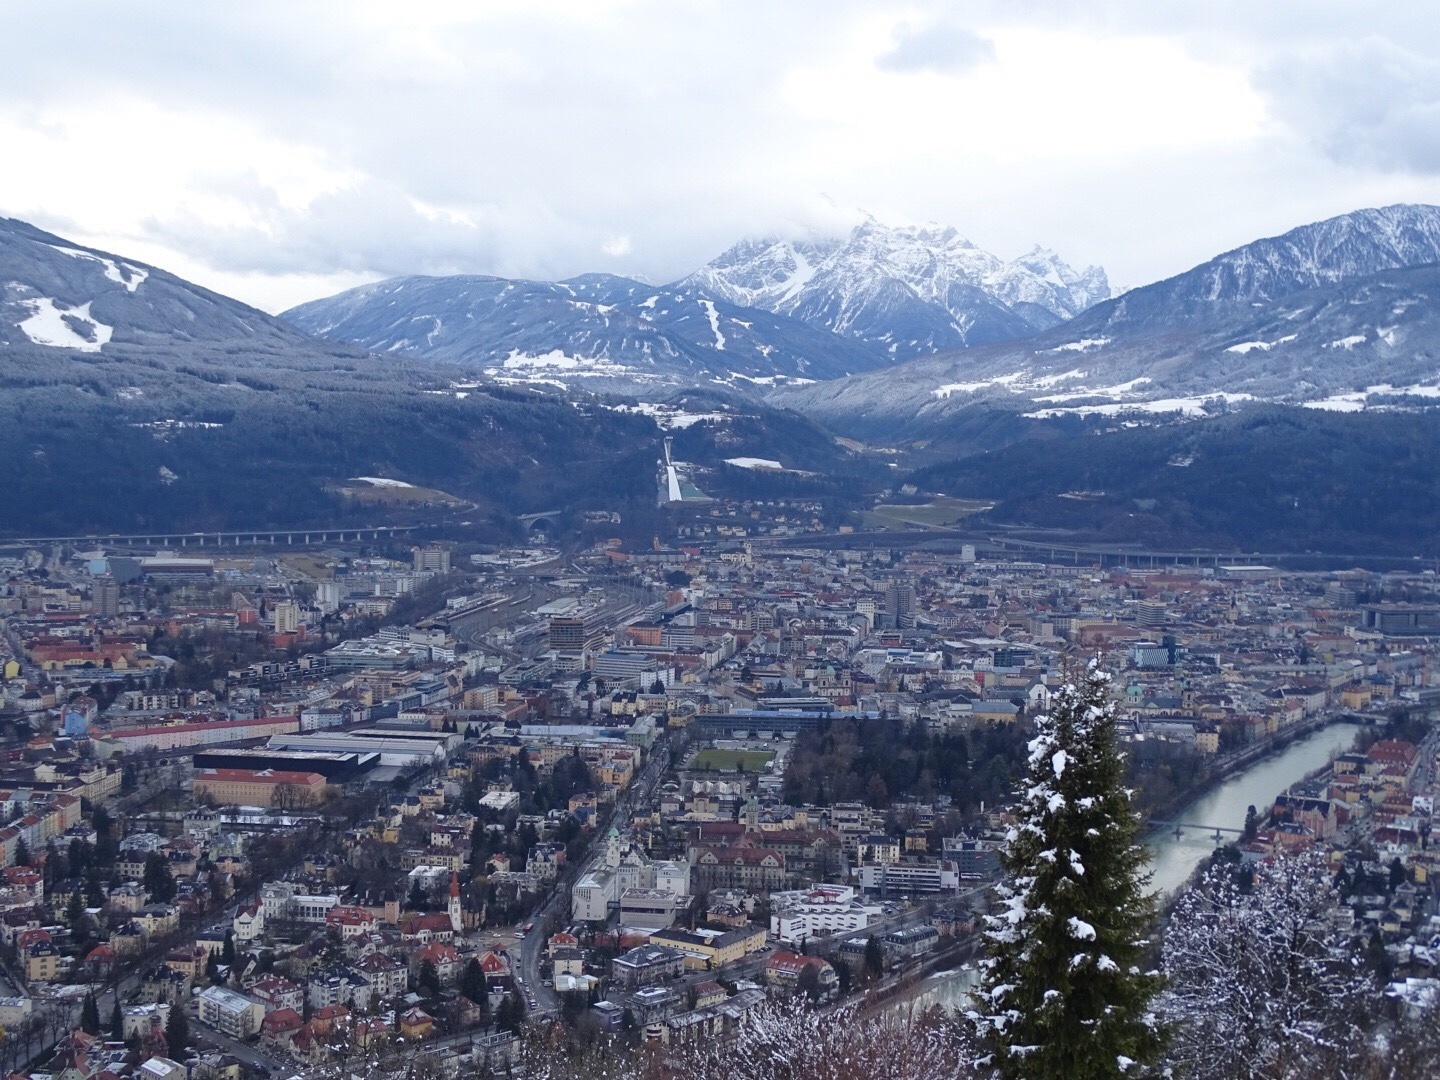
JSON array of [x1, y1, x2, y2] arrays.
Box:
[[692, 749, 776, 772]]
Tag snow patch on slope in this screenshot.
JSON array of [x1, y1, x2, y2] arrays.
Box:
[[1046, 337, 1110, 353], [48, 244, 147, 292], [17, 297, 112, 352], [724, 457, 784, 470], [1025, 392, 1255, 419], [700, 299, 726, 350]]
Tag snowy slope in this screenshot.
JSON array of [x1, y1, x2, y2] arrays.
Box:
[[1071, 203, 1440, 337], [0, 217, 318, 356], [284, 272, 889, 390], [771, 205, 1440, 437], [682, 219, 1110, 360]]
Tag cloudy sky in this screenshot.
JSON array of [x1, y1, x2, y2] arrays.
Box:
[[3, 1, 1440, 313]]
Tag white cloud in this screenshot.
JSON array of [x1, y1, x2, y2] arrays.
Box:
[[602, 235, 633, 257], [1260, 36, 1440, 173], [0, 1, 1437, 312]]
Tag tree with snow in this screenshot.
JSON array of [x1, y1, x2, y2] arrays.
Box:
[[969, 660, 1163, 1078], [674, 996, 971, 1080], [1159, 850, 1371, 1079]]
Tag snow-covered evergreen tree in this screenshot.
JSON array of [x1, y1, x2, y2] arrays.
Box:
[[969, 661, 1162, 1078], [1159, 850, 1371, 1079]]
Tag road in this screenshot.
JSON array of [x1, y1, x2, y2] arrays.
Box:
[[515, 743, 672, 1019], [192, 1021, 288, 1074]]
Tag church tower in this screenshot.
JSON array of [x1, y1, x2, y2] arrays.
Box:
[[448, 870, 463, 934]]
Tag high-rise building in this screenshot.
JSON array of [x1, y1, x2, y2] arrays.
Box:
[[548, 608, 608, 652], [885, 583, 916, 629], [1136, 601, 1167, 629], [272, 600, 300, 635], [413, 544, 451, 573], [94, 576, 120, 618], [1324, 580, 1359, 607], [315, 581, 344, 615]]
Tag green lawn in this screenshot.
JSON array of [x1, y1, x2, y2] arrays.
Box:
[[866, 496, 995, 530], [693, 749, 776, 772]]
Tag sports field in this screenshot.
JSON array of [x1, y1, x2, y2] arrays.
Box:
[[692, 749, 775, 771]]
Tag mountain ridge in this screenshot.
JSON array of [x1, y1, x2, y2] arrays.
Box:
[[283, 216, 1111, 385], [769, 204, 1440, 440], [681, 219, 1109, 359], [283, 270, 891, 390]]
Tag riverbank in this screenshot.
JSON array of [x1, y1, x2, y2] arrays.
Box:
[[1139, 713, 1366, 839], [1145, 721, 1362, 894], [852, 939, 981, 1020]]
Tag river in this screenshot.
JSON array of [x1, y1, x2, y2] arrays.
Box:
[[901, 721, 1362, 1016], [1145, 721, 1361, 895]]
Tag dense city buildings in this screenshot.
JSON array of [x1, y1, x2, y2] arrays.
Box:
[[0, 532, 1438, 1078]]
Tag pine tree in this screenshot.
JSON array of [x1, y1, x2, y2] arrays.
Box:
[[80, 992, 100, 1035], [460, 958, 487, 1005], [142, 852, 175, 903], [13, 838, 29, 867], [86, 871, 107, 908], [110, 998, 123, 1041], [970, 662, 1163, 1079], [496, 992, 525, 1033], [165, 1002, 189, 1060], [863, 935, 885, 981]]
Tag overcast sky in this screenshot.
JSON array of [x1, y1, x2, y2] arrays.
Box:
[[4, 1, 1440, 313]]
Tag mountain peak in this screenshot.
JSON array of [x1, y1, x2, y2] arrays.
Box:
[[680, 217, 1108, 360]]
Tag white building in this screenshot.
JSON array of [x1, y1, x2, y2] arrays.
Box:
[[259, 882, 339, 923], [316, 581, 344, 615], [619, 887, 681, 930], [769, 884, 881, 944], [573, 833, 690, 924], [138, 1058, 187, 1080], [197, 985, 265, 1038], [572, 868, 617, 923], [857, 860, 960, 895], [479, 791, 520, 813], [272, 601, 300, 635]]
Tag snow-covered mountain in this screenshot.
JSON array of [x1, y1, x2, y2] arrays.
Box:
[[0, 216, 318, 357], [1070, 203, 1440, 338], [283, 272, 890, 390], [771, 205, 1440, 437], [682, 220, 1110, 360]]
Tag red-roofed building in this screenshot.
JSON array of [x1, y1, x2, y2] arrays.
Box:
[[399, 1006, 434, 1040], [309, 1003, 350, 1036], [412, 942, 462, 986], [1367, 740, 1420, 783], [325, 905, 378, 939], [260, 1008, 304, 1051], [547, 931, 579, 954], [764, 950, 838, 998], [401, 911, 455, 945], [478, 949, 512, 989], [193, 767, 326, 808]]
